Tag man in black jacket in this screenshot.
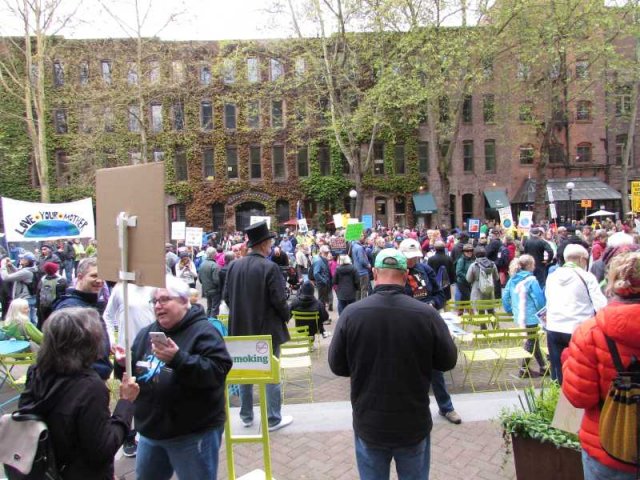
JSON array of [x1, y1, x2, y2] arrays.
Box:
[[523, 228, 555, 287], [427, 241, 456, 302], [329, 248, 457, 479], [116, 274, 232, 480], [224, 221, 292, 431]]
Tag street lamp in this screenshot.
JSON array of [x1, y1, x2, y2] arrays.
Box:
[[566, 181, 575, 222], [349, 189, 358, 217]]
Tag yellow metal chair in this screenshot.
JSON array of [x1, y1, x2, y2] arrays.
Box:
[[473, 298, 502, 313], [0, 352, 35, 393], [460, 313, 497, 331], [492, 327, 539, 389], [291, 310, 321, 357], [217, 314, 229, 330], [446, 299, 473, 314], [280, 342, 313, 404], [459, 329, 504, 392], [493, 311, 514, 328]]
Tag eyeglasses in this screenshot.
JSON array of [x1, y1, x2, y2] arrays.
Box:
[[150, 296, 178, 306]]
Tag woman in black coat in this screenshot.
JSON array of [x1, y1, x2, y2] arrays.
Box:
[[426, 241, 456, 302], [16, 307, 139, 479], [333, 254, 360, 314], [289, 281, 328, 337]]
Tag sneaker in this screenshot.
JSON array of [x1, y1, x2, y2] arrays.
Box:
[[439, 410, 462, 425], [323, 319, 332, 325], [122, 438, 137, 457], [268, 415, 293, 432], [322, 331, 331, 338], [242, 418, 253, 428]]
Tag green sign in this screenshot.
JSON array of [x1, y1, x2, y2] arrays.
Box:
[[345, 222, 364, 241]]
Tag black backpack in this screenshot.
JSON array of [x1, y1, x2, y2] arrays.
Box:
[[495, 244, 510, 269], [25, 267, 41, 297]]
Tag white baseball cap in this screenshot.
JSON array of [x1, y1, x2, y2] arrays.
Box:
[[398, 238, 423, 259]]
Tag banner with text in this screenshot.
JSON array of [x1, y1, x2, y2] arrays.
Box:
[[2, 197, 95, 242], [498, 207, 514, 229], [632, 181, 640, 213], [185, 227, 203, 247]]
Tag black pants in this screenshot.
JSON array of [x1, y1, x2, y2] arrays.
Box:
[[206, 291, 222, 317]]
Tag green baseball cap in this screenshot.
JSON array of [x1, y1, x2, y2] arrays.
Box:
[[374, 248, 408, 271]]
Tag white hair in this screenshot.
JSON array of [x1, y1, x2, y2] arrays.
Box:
[[161, 274, 190, 301], [206, 246, 216, 258], [563, 244, 589, 262], [607, 232, 634, 248]]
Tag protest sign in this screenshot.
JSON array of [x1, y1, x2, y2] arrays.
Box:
[[171, 222, 186, 241], [185, 227, 203, 247], [345, 223, 364, 241]]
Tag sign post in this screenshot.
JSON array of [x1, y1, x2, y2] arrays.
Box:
[[631, 181, 640, 213]]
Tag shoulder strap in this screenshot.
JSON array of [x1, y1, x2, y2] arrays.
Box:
[[604, 334, 625, 373], [572, 269, 595, 313]]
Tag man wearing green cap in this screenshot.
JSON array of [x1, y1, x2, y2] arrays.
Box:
[[329, 248, 457, 480]]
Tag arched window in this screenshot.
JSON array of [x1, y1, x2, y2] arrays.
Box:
[[576, 142, 592, 163], [276, 200, 290, 225], [212, 203, 225, 232], [519, 145, 535, 165]]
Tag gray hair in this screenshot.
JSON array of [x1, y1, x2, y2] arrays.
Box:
[[206, 246, 216, 259], [76, 257, 97, 277], [563, 244, 589, 263], [607, 232, 634, 248], [161, 274, 190, 301]]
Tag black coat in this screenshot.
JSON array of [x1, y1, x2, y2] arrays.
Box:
[[289, 295, 328, 336], [19, 367, 133, 480], [224, 252, 290, 348], [333, 264, 360, 301], [427, 252, 455, 301]]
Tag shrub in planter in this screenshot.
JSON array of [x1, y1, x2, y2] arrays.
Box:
[[499, 381, 584, 480]]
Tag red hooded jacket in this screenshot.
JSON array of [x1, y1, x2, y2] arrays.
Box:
[[562, 301, 640, 473]]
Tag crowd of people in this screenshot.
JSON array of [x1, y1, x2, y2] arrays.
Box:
[[0, 212, 639, 479]]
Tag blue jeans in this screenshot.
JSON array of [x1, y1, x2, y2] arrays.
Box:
[[582, 450, 635, 480], [136, 426, 224, 480], [431, 370, 453, 414], [546, 330, 572, 384], [240, 345, 282, 427], [27, 296, 37, 326], [63, 259, 74, 283], [355, 434, 431, 480], [337, 298, 355, 315]]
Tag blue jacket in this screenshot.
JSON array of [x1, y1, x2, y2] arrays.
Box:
[[404, 262, 445, 310], [312, 256, 331, 286], [351, 241, 370, 276], [502, 270, 546, 327]]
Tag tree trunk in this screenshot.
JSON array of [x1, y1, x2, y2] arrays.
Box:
[[620, 42, 639, 216], [534, 126, 553, 221]]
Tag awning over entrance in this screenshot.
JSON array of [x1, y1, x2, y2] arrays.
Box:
[[512, 177, 621, 203], [484, 189, 510, 209], [413, 193, 437, 213]]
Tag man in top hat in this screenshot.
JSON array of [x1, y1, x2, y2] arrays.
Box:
[[223, 221, 293, 431]]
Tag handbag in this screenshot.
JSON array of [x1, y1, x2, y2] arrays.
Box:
[[0, 412, 62, 479]]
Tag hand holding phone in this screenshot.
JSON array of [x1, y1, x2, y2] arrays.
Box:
[[149, 332, 168, 346]]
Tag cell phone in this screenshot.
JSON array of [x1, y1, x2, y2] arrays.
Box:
[[149, 332, 168, 346]]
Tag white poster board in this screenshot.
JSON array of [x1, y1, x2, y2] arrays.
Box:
[[297, 218, 308, 232], [498, 207, 514, 230], [171, 221, 186, 241], [250, 216, 271, 229], [333, 213, 344, 229], [185, 227, 203, 247], [518, 211, 534, 231], [226, 338, 272, 373], [1, 197, 95, 242], [549, 203, 558, 220]]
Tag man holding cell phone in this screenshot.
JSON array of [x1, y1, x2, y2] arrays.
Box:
[[115, 274, 232, 480]]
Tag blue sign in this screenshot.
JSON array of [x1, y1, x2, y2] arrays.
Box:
[[362, 214, 373, 230]]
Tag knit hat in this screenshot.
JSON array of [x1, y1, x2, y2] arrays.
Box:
[[607, 252, 640, 298], [298, 281, 315, 299], [43, 262, 59, 276]]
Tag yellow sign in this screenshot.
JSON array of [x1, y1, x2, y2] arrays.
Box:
[[632, 181, 640, 213], [580, 199, 592, 208]]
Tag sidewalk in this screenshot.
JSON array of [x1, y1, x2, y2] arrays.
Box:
[[114, 391, 518, 479]]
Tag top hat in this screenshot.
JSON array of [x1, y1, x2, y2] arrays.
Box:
[[245, 221, 276, 248]]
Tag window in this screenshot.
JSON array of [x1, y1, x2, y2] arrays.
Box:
[[53, 61, 64, 87], [394, 145, 405, 174], [276, 200, 290, 225], [482, 57, 493, 79], [127, 62, 138, 85], [576, 60, 589, 80], [270, 58, 283, 81], [484, 140, 496, 172], [250, 146, 261, 179], [247, 58, 259, 83], [373, 142, 384, 175], [201, 101, 213, 131], [128, 105, 141, 132], [616, 85, 632, 116], [294, 102, 306, 122], [150, 103, 163, 132], [463, 140, 474, 172], [149, 61, 160, 84], [222, 59, 235, 84], [462, 95, 473, 123], [56, 150, 70, 186], [318, 145, 330, 176], [169, 204, 186, 223], [271, 100, 283, 128], [212, 203, 225, 231], [418, 142, 429, 174], [272, 145, 285, 179], [129, 151, 141, 165], [203, 147, 214, 178], [79, 61, 89, 85], [103, 107, 114, 132], [519, 102, 534, 122], [153, 148, 164, 162], [226, 146, 238, 179], [224, 103, 236, 129], [244, 100, 259, 129], [54, 109, 67, 134], [101, 60, 112, 84], [439, 96, 449, 123], [576, 143, 592, 163], [172, 60, 185, 83], [519, 145, 534, 165], [295, 57, 305, 77], [549, 144, 565, 163], [200, 65, 211, 85], [174, 149, 188, 181], [616, 134, 628, 165], [172, 102, 184, 131], [483, 94, 495, 123], [517, 62, 530, 80], [297, 147, 309, 177], [79, 105, 92, 134], [576, 101, 591, 121]]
